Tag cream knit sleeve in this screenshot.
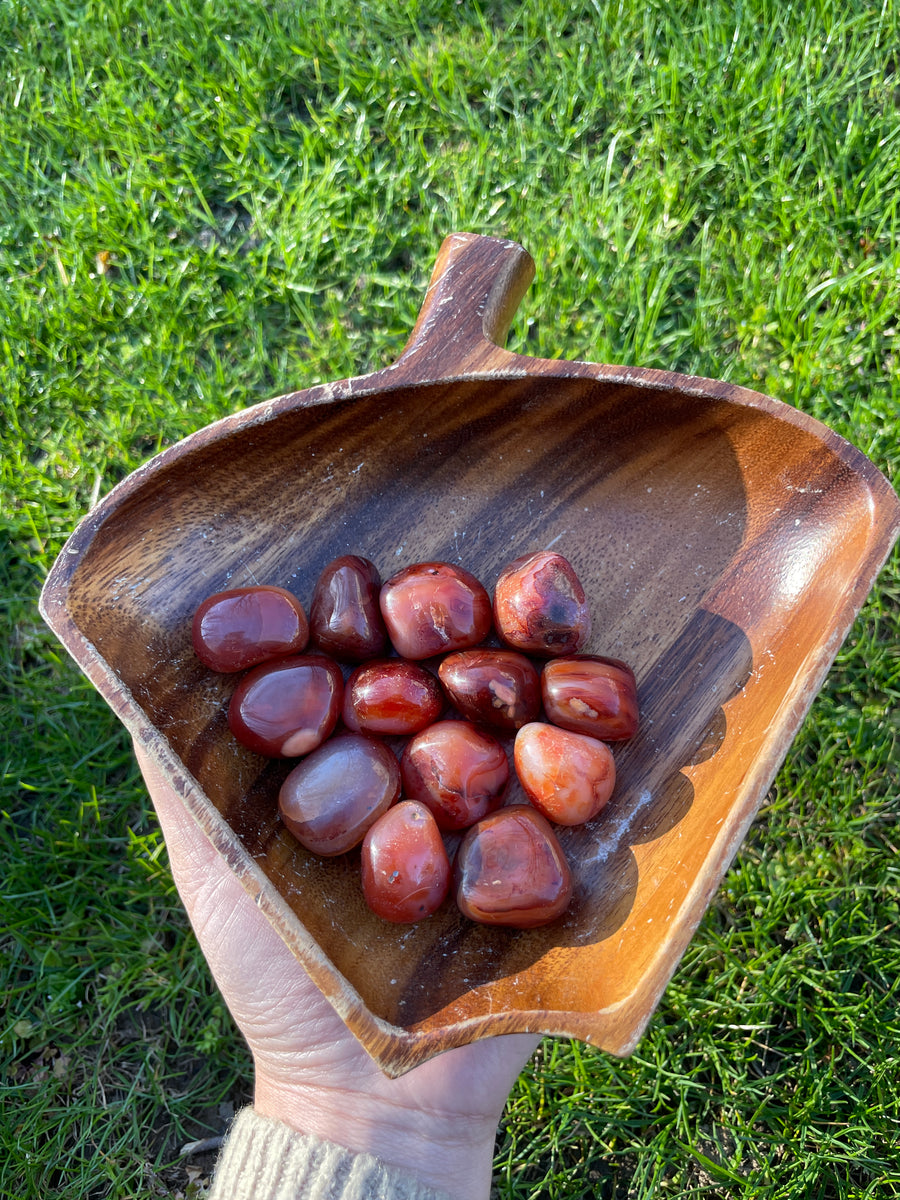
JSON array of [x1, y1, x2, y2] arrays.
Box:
[[208, 1107, 457, 1200]]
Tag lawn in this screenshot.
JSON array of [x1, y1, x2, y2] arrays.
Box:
[[2, 0, 899, 1196]]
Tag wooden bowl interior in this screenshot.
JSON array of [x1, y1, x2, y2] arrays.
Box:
[[61, 371, 882, 1047]]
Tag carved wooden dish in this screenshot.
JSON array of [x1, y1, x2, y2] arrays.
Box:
[[40, 233, 900, 1076]]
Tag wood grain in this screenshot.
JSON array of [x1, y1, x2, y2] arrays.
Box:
[[40, 233, 900, 1075]]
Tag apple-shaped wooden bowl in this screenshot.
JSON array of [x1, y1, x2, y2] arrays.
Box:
[[40, 233, 900, 1076]]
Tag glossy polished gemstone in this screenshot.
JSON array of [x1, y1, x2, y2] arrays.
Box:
[[454, 806, 572, 928], [400, 720, 509, 831], [342, 659, 444, 735], [379, 561, 493, 660], [309, 555, 388, 662], [493, 551, 591, 658], [228, 654, 343, 758], [514, 722, 615, 825], [278, 733, 401, 856], [541, 655, 639, 741], [438, 648, 541, 731], [192, 586, 309, 673], [361, 800, 451, 922]]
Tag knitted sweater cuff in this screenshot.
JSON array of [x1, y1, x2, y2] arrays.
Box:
[[208, 1106, 456, 1200]]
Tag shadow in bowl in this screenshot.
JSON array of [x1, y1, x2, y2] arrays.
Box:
[[384, 608, 753, 1024]]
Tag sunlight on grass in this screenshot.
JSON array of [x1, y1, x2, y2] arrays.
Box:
[[2, 1, 898, 1196]]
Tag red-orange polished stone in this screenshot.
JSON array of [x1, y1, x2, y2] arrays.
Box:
[[438, 648, 540, 731], [541, 655, 639, 741], [361, 800, 450, 923], [400, 720, 509, 831], [192, 585, 309, 673], [454, 805, 572, 928], [309, 555, 387, 662], [514, 722, 615, 825], [279, 732, 400, 856], [228, 654, 343, 758], [379, 561, 492, 660], [493, 551, 590, 657], [342, 659, 444, 736]]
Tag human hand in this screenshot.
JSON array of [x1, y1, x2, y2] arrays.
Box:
[[135, 745, 539, 1200]]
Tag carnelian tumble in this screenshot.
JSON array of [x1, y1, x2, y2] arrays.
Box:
[[361, 800, 450, 923], [310, 555, 387, 661], [493, 550, 591, 657], [343, 659, 444, 736], [541, 655, 639, 741], [228, 654, 343, 758], [192, 585, 309, 672], [514, 722, 616, 826], [454, 806, 573, 928], [438, 648, 540, 731], [279, 733, 400, 856], [401, 720, 509, 831], [379, 561, 493, 660]]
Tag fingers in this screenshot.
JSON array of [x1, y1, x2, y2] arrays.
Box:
[[132, 740, 539, 1108], [133, 741, 221, 887], [132, 741, 280, 982], [134, 738, 278, 946], [132, 742, 348, 1050]]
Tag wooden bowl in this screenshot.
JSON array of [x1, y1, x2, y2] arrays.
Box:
[[40, 233, 900, 1076]]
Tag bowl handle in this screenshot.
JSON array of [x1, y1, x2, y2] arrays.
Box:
[[389, 232, 536, 380]]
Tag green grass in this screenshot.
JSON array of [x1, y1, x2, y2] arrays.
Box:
[[2, 0, 899, 1195]]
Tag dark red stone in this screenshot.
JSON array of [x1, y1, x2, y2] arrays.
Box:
[[379, 561, 492, 660], [400, 720, 509, 831], [309, 555, 387, 662], [342, 659, 444, 735], [493, 551, 591, 657], [541, 655, 639, 741], [454, 806, 573, 928], [361, 800, 450, 923], [438, 648, 540, 731], [192, 586, 308, 672], [228, 654, 343, 758], [278, 732, 400, 856]]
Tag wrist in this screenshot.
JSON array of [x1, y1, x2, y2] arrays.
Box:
[[253, 1074, 498, 1200]]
